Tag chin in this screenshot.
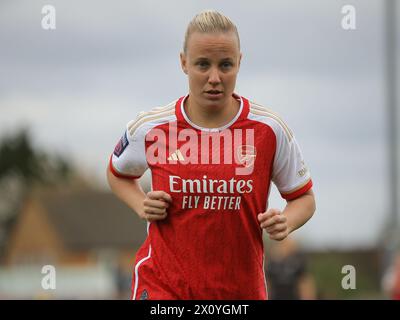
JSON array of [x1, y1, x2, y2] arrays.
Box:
[[203, 94, 228, 107], [203, 99, 225, 110]]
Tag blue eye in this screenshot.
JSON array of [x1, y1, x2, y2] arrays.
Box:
[[221, 62, 233, 69], [197, 61, 209, 68]]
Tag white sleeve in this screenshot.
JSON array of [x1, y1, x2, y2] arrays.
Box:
[[109, 120, 148, 179], [272, 125, 312, 200]]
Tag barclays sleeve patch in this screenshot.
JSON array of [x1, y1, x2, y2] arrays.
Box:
[[113, 131, 129, 157]]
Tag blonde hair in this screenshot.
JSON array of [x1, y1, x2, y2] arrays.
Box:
[[183, 10, 240, 53]]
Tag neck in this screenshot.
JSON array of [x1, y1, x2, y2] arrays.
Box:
[[184, 95, 240, 129]]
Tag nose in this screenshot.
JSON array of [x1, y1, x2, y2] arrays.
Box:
[[208, 67, 221, 85]]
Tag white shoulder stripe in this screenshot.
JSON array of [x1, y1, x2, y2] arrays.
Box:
[[128, 101, 176, 137], [250, 103, 293, 137], [249, 103, 293, 141]]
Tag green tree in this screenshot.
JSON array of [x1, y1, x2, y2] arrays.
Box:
[[0, 129, 72, 184]]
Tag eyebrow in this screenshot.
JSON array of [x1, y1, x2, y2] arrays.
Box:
[[220, 58, 234, 62], [194, 57, 234, 62]]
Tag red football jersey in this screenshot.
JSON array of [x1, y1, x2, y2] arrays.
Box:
[[109, 94, 313, 300]]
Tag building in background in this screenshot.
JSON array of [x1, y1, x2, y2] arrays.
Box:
[[1, 188, 147, 299]]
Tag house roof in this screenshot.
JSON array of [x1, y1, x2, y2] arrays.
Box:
[[36, 189, 148, 250]]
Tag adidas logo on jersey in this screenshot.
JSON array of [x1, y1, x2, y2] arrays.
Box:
[[145, 122, 256, 175], [167, 149, 185, 162]]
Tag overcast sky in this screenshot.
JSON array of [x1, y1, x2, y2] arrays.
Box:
[[0, 0, 399, 250]]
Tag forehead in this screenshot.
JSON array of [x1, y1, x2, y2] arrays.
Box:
[[186, 31, 240, 58]]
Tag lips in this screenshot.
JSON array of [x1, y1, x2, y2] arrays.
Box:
[[205, 90, 223, 94], [204, 90, 224, 100]]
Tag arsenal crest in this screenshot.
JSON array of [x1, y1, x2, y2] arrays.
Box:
[[237, 145, 257, 168]]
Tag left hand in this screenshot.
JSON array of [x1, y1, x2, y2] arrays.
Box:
[[258, 208, 289, 241]]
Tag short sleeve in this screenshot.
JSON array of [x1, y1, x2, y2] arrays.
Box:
[[109, 120, 148, 179], [271, 125, 312, 200]]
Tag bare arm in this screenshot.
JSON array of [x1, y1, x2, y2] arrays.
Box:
[[258, 189, 316, 240], [106, 166, 147, 218], [284, 189, 316, 234]]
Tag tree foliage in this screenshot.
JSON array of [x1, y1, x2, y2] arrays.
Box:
[[0, 129, 72, 185]]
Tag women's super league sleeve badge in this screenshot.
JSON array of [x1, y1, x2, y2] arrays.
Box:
[[113, 131, 129, 157]]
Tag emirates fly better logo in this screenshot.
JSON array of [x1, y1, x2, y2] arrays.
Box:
[[144, 125, 256, 211]]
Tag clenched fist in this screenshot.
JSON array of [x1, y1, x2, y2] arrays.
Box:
[[258, 208, 289, 241], [141, 190, 172, 222]]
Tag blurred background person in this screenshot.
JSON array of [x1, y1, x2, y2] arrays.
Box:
[[382, 251, 400, 300], [266, 237, 317, 300]]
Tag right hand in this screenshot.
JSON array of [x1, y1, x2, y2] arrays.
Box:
[[141, 190, 172, 222]]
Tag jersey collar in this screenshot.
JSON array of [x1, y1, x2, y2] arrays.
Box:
[[175, 93, 249, 132]]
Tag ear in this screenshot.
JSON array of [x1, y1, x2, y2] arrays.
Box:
[[180, 52, 188, 74]]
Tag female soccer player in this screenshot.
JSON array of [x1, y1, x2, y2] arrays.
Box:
[[107, 10, 316, 300]]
